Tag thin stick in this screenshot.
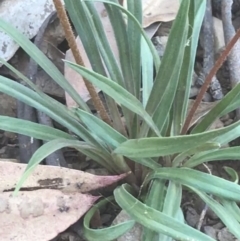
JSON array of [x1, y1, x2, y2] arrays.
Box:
[[181, 28, 240, 134], [53, 0, 112, 125]]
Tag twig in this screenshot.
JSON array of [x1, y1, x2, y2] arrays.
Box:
[[221, 0, 240, 119], [196, 0, 223, 101], [181, 28, 240, 134], [52, 0, 112, 125]]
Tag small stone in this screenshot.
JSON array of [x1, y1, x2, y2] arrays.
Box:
[[218, 227, 236, 241], [203, 226, 218, 240]]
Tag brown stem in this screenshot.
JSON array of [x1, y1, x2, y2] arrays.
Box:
[[52, 0, 112, 125], [181, 28, 240, 134]]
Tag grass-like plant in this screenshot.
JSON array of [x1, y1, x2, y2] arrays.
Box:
[[1, 0, 240, 240]]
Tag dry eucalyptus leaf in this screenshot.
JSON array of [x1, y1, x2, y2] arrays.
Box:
[[0, 161, 127, 241], [123, 0, 179, 28], [142, 0, 179, 27], [0, 161, 127, 193], [64, 2, 119, 108], [187, 100, 224, 129], [0, 189, 99, 241], [145, 22, 161, 39]]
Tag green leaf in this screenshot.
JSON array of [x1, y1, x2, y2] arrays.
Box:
[[140, 0, 190, 136], [65, 1, 126, 136], [162, 182, 182, 218], [104, 0, 134, 96], [114, 121, 240, 158], [84, 197, 135, 241], [141, 37, 153, 108], [147, 168, 240, 201], [75, 108, 126, 149], [0, 76, 102, 148], [223, 166, 239, 183], [0, 116, 75, 141], [114, 184, 215, 241], [89, 0, 160, 69], [128, 157, 161, 170], [142, 179, 166, 241], [0, 57, 43, 95], [158, 182, 183, 241], [189, 187, 240, 240], [126, 1, 142, 99], [173, 0, 206, 135], [0, 18, 89, 111], [14, 139, 107, 194], [172, 142, 220, 167], [221, 199, 240, 223], [65, 61, 160, 136], [184, 146, 240, 168], [192, 79, 240, 133]]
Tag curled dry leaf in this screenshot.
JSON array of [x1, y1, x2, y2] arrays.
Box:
[[0, 161, 128, 241]]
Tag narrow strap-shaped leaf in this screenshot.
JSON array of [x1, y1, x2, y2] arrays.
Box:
[[65, 1, 107, 76], [14, 139, 109, 194], [172, 142, 220, 167], [139, 0, 190, 136], [103, 0, 136, 137], [141, 37, 154, 108], [221, 199, 240, 223], [0, 76, 103, 148], [126, 1, 142, 99], [0, 19, 88, 111], [223, 166, 239, 183], [114, 120, 240, 158], [85, 0, 160, 69], [184, 146, 240, 168], [114, 184, 215, 241], [104, 0, 134, 95], [142, 179, 166, 241], [75, 108, 126, 149], [84, 2, 124, 86], [65, 61, 160, 136], [188, 187, 240, 240], [64, 107, 160, 170], [173, 0, 206, 135], [147, 168, 240, 201], [84, 197, 135, 241], [75, 2, 127, 136], [0, 116, 75, 141], [192, 77, 240, 133], [158, 182, 182, 241], [0, 57, 78, 119]]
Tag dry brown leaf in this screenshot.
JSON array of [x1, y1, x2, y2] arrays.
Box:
[[0, 189, 98, 241], [145, 22, 161, 38], [123, 0, 179, 28], [0, 161, 128, 241], [142, 0, 179, 27], [0, 161, 126, 193], [187, 100, 223, 129], [64, 2, 119, 108]]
